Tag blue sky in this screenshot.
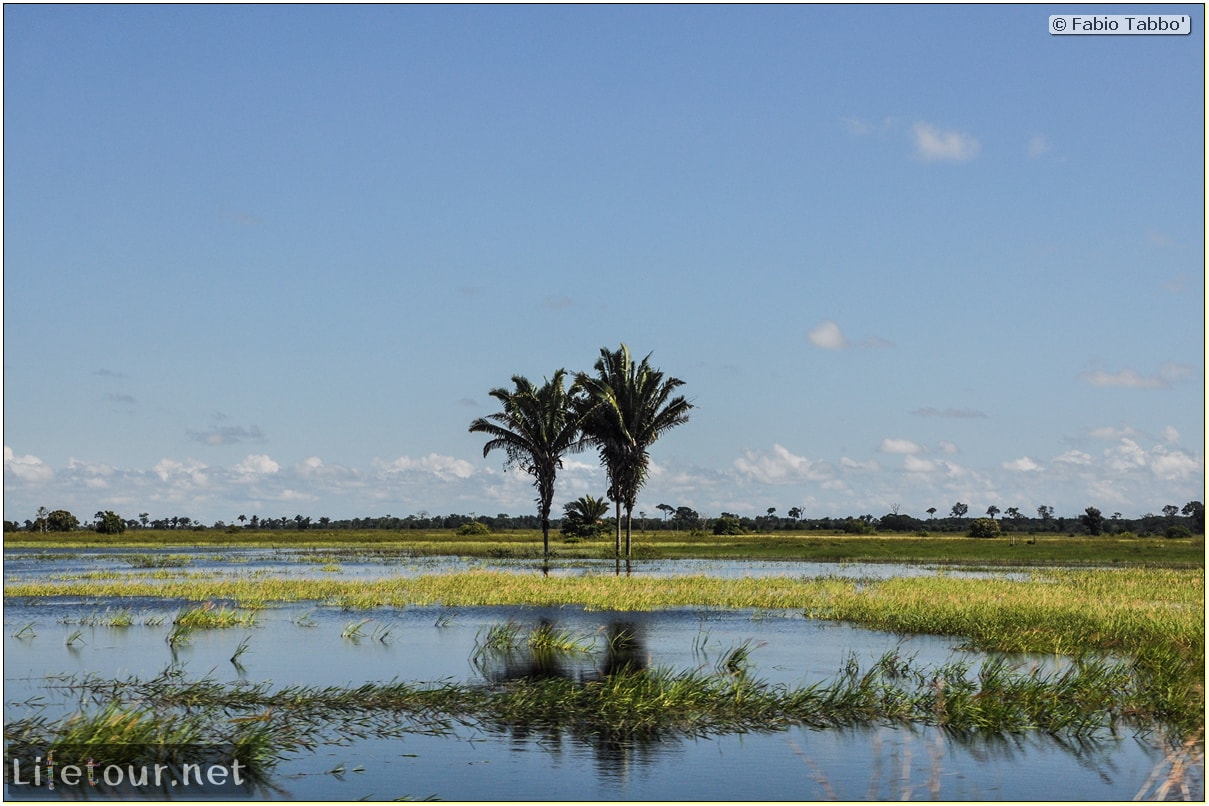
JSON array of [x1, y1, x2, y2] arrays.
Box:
[[4, 4, 1204, 526]]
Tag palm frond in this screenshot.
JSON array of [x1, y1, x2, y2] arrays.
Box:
[[468, 369, 590, 553]]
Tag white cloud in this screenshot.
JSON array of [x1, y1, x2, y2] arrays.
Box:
[[1027, 134, 1051, 158], [1089, 425, 1139, 440], [840, 457, 880, 472], [734, 444, 834, 484], [4, 428, 1201, 527], [235, 454, 280, 475], [903, 455, 937, 474], [298, 456, 325, 474], [808, 320, 848, 350], [377, 453, 476, 480], [1054, 450, 1093, 466], [1080, 364, 1194, 389], [1162, 426, 1180, 444], [937, 441, 959, 455], [1081, 369, 1163, 389], [1149, 446, 1201, 481], [807, 321, 890, 351], [4, 446, 55, 483], [912, 122, 980, 162], [1105, 439, 1148, 472], [66, 458, 116, 490], [1004, 457, 1042, 472], [154, 458, 209, 485], [880, 438, 924, 455]]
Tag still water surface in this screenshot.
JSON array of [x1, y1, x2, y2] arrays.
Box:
[[3, 549, 1200, 800]]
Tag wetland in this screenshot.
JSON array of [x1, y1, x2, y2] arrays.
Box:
[[3, 534, 1204, 800]]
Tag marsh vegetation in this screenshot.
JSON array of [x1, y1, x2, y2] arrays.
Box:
[[3, 541, 1202, 799]]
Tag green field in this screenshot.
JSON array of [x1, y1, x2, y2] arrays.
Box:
[[6, 527, 1204, 566]]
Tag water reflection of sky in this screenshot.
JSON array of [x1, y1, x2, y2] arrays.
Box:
[[3, 547, 1036, 583], [2, 549, 1200, 801], [3, 601, 974, 692]]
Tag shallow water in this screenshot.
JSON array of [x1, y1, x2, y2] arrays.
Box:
[[2, 549, 1201, 801], [2, 546, 1033, 582]]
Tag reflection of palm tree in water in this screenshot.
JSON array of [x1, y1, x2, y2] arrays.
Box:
[[478, 618, 663, 783], [475, 618, 648, 683], [476, 618, 570, 682], [597, 620, 647, 677]]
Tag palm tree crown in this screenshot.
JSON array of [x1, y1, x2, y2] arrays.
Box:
[[576, 344, 692, 556], [468, 369, 587, 557]]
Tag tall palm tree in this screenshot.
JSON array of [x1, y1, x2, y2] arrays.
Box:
[[576, 344, 693, 558], [468, 370, 588, 557]]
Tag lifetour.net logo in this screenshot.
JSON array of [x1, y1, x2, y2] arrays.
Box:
[[4, 745, 260, 800]]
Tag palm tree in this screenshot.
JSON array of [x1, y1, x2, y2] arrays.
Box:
[[576, 344, 693, 558], [469, 370, 588, 558], [561, 494, 611, 540], [563, 493, 610, 525]]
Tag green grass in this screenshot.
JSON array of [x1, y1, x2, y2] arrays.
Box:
[[6, 528, 1203, 566], [42, 647, 1195, 740], [470, 619, 595, 669], [60, 608, 136, 627], [3, 701, 279, 791], [10, 567, 1201, 731], [173, 602, 259, 629], [126, 553, 192, 568]]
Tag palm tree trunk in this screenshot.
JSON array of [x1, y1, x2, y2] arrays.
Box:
[[624, 508, 632, 557], [614, 500, 622, 557], [541, 517, 550, 558]]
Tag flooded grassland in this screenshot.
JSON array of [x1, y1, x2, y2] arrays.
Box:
[[3, 547, 1203, 800]]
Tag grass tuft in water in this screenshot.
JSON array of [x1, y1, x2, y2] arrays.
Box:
[[61, 608, 137, 627], [4, 701, 279, 792], [230, 635, 252, 666], [50, 648, 1191, 742], [126, 553, 192, 568], [174, 601, 258, 629]]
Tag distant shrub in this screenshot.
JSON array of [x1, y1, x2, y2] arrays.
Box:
[[842, 518, 873, 535], [878, 513, 924, 533], [969, 518, 1001, 539], [45, 510, 80, 532], [712, 516, 745, 536], [914, 530, 930, 538], [1117, 531, 1138, 540], [1166, 524, 1193, 540], [457, 521, 491, 536], [93, 511, 126, 535]]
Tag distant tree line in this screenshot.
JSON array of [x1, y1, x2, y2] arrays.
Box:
[[5, 500, 1203, 538], [1, 510, 546, 533]]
